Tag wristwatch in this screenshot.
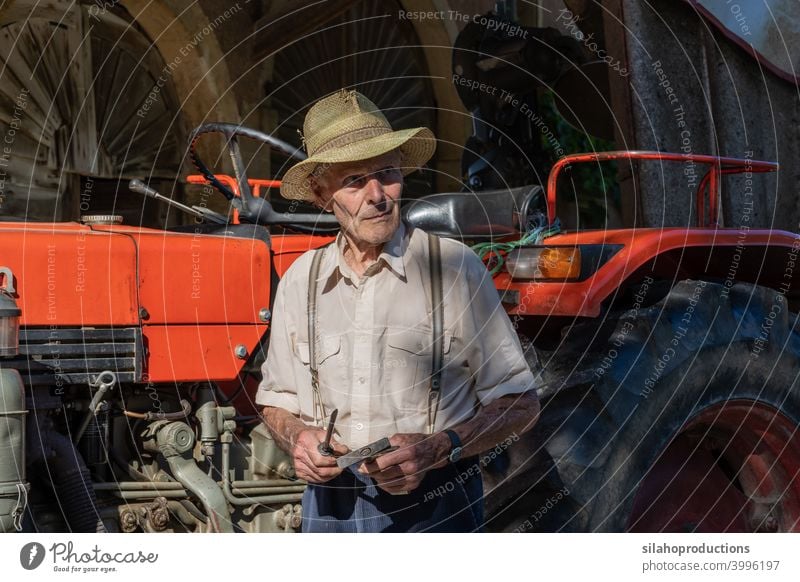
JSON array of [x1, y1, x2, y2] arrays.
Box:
[[443, 429, 463, 463]]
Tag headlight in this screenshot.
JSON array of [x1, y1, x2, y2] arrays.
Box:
[[505, 247, 581, 280], [505, 244, 622, 281]]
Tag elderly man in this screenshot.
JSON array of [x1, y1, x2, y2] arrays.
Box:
[[257, 89, 539, 532]]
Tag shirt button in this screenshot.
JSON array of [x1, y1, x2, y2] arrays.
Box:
[[355, 422, 364, 430], [358, 377, 366, 384]]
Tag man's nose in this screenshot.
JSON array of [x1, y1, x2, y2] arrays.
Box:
[[362, 176, 385, 204]]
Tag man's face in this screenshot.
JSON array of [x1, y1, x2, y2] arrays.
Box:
[[312, 151, 404, 247]]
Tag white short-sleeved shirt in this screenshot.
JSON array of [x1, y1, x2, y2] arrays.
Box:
[[256, 221, 536, 448]]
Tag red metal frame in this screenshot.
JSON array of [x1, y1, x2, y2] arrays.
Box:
[[694, 165, 775, 226], [186, 175, 282, 223], [546, 151, 778, 227]]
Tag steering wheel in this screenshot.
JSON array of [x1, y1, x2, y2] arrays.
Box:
[[188, 123, 339, 233]]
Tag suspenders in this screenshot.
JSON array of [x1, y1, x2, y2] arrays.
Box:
[[306, 232, 444, 432], [427, 233, 444, 434], [307, 247, 328, 426]]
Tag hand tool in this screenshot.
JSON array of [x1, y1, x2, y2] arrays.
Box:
[[335, 437, 397, 469], [317, 408, 338, 457]]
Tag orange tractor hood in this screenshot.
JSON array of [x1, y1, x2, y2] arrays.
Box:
[[0, 222, 272, 383], [0, 222, 271, 326]]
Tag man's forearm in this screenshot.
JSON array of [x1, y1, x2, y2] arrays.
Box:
[[262, 406, 309, 454], [437, 391, 540, 462]]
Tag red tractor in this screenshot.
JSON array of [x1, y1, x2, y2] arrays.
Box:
[[0, 123, 797, 533]]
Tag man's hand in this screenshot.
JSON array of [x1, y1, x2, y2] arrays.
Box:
[[358, 432, 450, 494], [292, 428, 349, 484]]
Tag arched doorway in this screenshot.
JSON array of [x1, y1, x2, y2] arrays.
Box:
[[268, 0, 438, 204], [0, 1, 186, 225]]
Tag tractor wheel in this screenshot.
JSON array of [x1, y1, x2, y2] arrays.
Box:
[[492, 279, 800, 532]]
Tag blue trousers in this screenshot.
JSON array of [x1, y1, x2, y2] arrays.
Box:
[[301, 457, 484, 532]]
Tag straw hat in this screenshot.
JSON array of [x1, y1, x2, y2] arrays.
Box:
[[280, 89, 436, 201]]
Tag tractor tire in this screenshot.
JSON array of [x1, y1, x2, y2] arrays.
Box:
[[488, 279, 800, 532]]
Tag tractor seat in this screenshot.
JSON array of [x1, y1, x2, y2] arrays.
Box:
[[402, 185, 544, 240]]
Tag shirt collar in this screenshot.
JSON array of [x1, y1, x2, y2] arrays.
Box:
[[319, 220, 410, 282], [378, 219, 408, 278]]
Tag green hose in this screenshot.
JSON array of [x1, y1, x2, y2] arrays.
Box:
[[471, 221, 562, 275]]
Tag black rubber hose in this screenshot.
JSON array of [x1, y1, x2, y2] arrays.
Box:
[[27, 414, 106, 533]]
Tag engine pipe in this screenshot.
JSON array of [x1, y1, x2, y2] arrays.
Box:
[[219, 441, 306, 506], [74, 371, 116, 444], [122, 399, 192, 421], [152, 421, 233, 533]]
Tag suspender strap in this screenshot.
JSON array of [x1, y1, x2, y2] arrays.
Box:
[[308, 246, 327, 425], [428, 233, 444, 434]]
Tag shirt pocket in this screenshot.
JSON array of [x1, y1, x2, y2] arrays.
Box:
[[384, 328, 452, 431], [293, 336, 345, 409]]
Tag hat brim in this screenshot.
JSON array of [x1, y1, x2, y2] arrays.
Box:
[[279, 127, 436, 201]]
